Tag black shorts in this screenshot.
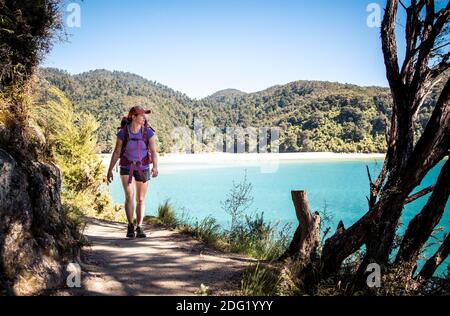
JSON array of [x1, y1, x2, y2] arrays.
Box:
[[120, 167, 151, 182]]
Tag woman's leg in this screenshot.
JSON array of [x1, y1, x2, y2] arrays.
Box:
[[120, 175, 135, 225], [135, 178, 149, 226]]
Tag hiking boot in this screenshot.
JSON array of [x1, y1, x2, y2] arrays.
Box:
[[126, 223, 135, 238], [136, 226, 147, 238]]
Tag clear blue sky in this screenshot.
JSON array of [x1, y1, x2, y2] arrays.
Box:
[[44, 0, 400, 99]]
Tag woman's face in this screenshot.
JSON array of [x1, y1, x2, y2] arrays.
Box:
[[132, 113, 146, 125]]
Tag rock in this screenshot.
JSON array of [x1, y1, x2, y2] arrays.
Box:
[[0, 148, 80, 295]]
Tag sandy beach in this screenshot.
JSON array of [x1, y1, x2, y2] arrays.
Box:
[[98, 152, 385, 168]]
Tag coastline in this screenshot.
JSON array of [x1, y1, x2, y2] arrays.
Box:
[[98, 152, 386, 167]]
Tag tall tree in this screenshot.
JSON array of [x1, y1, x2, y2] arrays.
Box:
[[283, 0, 450, 292]]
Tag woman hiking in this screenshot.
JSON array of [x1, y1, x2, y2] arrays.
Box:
[[107, 105, 159, 238]]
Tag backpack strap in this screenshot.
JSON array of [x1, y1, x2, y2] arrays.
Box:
[[143, 120, 155, 149], [119, 126, 130, 159], [143, 126, 149, 148], [143, 122, 154, 164]]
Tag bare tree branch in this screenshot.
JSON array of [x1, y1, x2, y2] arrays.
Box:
[[395, 159, 450, 267], [429, 52, 450, 80], [382, 0, 403, 97], [401, 0, 426, 85], [430, 41, 450, 53], [410, 1, 450, 113], [407, 77, 450, 180], [418, 232, 450, 280], [405, 185, 435, 204]]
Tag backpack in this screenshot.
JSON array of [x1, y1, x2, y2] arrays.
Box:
[[117, 116, 155, 160]]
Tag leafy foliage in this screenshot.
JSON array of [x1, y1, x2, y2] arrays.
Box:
[[0, 0, 62, 89], [32, 86, 126, 222]]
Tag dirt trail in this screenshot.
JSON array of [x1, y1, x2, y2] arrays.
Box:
[[57, 218, 255, 296]]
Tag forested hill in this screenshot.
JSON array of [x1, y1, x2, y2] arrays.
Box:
[[38, 68, 441, 154], [206, 88, 248, 102], [38, 68, 195, 153]]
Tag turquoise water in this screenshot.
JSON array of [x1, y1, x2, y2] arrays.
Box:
[[106, 158, 449, 274]]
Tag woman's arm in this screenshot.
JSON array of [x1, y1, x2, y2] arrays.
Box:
[[148, 137, 159, 177], [107, 138, 123, 183]]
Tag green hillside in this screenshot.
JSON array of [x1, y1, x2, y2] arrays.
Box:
[[37, 68, 442, 154], [38, 68, 195, 153]]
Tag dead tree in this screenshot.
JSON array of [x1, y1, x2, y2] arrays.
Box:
[[282, 0, 450, 290]]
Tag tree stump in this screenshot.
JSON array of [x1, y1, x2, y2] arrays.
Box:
[[278, 190, 320, 264]]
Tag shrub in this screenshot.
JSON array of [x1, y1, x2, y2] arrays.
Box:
[[32, 86, 125, 223]]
